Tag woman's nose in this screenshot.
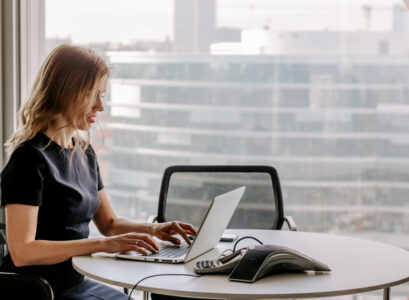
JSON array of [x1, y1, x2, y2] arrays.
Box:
[[95, 96, 104, 112]]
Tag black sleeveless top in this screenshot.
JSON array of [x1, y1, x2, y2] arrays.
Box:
[[0, 132, 103, 295]]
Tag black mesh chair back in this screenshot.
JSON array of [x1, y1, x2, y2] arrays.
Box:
[[151, 165, 296, 300], [156, 165, 285, 230]]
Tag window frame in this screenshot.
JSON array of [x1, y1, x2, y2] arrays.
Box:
[[1, 0, 20, 167], [0, 0, 45, 167]]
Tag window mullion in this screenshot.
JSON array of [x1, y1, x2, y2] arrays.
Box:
[[19, 0, 45, 106], [1, 0, 20, 166]]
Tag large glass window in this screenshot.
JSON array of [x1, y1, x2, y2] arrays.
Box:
[[45, 1, 409, 297]]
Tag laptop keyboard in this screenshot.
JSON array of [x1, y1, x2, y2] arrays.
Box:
[[149, 240, 190, 258]]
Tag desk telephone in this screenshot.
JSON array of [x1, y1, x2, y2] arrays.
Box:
[[194, 248, 246, 274], [194, 245, 331, 283]]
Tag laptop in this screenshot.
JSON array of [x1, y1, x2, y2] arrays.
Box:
[[116, 186, 245, 263]]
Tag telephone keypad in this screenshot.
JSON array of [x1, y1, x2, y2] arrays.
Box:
[[194, 249, 247, 274], [194, 259, 231, 273]]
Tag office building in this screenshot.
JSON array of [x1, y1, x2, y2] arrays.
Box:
[[173, 0, 216, 53], [102, 24, 409, 250]]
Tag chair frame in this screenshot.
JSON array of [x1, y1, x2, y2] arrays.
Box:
[[0, 272, 54, 299], [0, 210, 54, 300], [149, 165, 296, 300], [156, 165, 286, 230]]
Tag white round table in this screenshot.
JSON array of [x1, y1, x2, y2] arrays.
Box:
[[73, 230, 409, 299]]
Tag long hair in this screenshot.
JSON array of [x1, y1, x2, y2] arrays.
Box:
[[5, 44, 110, 159]]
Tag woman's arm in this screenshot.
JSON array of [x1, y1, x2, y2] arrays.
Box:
[[6, 204, 158, 267], [93, 189, 155, 237], [93, 189, 197, 245]]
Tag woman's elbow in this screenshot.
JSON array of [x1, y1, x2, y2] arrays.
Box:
[[95, 219, 116, 236], [9, 247, 33, 267], [99, 226, 115, 237]]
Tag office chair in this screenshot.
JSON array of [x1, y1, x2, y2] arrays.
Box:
[[150, 165, 297, 300], [0, 207, 54, 300], [154, 165, 297, 231]]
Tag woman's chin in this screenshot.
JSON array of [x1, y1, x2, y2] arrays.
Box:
[[77, 123, 91, 131]]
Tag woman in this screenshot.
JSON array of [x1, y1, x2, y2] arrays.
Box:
[[0, 44, 197, 299]]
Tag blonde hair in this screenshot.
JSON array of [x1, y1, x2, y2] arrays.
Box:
[[5, 44, 110, 159]]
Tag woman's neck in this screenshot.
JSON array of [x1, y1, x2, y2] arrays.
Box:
[[43, 120, 75, 149]]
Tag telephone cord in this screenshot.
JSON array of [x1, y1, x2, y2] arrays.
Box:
[[219, 236, 264, 258], [232, 236, 263, 252], [128, 273, 203, 300]]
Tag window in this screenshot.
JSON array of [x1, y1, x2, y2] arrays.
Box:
[[44, 1, 409, 297]]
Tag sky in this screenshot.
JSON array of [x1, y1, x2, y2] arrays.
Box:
[[46, 0, 173, 43], [46, 0, 404, 44]]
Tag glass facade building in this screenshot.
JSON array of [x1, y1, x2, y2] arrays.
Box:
[[44, 0, 409, 297], [99, 51, 409, 249]]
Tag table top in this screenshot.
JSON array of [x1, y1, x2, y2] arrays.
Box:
[[73, 229, 409, 299]]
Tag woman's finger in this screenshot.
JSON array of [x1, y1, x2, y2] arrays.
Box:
[[170, 222, 191, 245], [161, 233, 181, 245], [133, 239, 158, 254], [139, 235, 160, 251], [127, 245, 148, 256], [125, 233, 159, 250], [180, 223, 198, 235]]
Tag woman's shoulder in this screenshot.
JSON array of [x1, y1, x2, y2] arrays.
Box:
[[8, 141, 45, 166], [7, 133, 47, 165], [1, 139, 45, 182]]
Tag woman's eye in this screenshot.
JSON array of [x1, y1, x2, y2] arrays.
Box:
[[95, 92, 103, 101]]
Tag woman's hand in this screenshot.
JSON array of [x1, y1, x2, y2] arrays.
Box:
[[151, 221, 198, 245], [102, 232, 159, 255]]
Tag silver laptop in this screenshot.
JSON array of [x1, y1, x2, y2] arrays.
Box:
[[116, 186, 245, 263]]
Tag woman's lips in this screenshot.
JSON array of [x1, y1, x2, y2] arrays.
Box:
[[86, 116, 96, 123]]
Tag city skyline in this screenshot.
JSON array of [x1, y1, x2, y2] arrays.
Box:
[[46, 0, 403, 44]]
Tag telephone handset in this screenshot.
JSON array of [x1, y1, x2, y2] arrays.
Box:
[[193, 248, 247, 274]]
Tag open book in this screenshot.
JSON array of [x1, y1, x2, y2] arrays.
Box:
[[228, 244, 331, 283]]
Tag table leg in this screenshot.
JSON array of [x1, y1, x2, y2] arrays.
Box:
[[383, 287, 390, 300]]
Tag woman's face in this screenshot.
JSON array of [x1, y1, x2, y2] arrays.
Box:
[[77, 75, 108, 130]]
